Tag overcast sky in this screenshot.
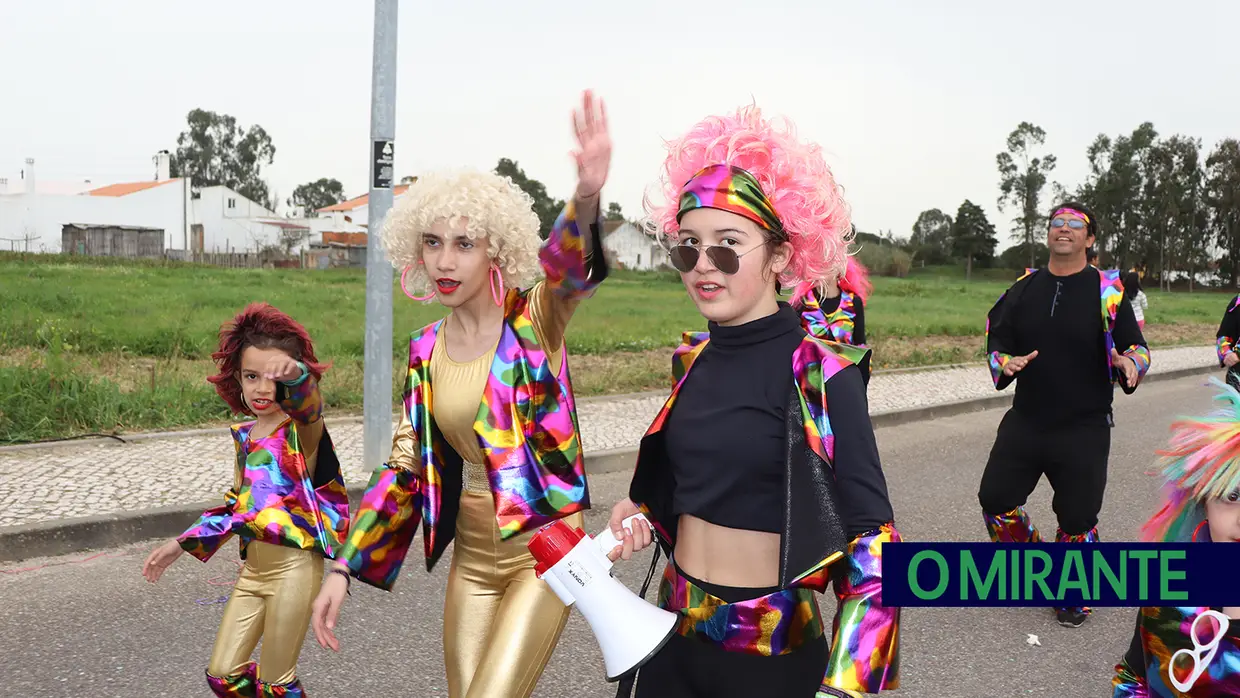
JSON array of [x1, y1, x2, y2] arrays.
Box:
[[3, 0, 1238, 250]]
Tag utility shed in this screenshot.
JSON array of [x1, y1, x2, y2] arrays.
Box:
[[61, 223, 165, 259]]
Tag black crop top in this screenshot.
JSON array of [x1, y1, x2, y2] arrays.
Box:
[[665, 305, 806, 534]]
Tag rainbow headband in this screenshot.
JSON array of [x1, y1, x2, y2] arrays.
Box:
[[1052, 207, 1091, 226], [677, 164, 784, 236]]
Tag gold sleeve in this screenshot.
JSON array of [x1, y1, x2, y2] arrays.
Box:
[[528, 280, 579, 375], [388, 403, 421, 474]]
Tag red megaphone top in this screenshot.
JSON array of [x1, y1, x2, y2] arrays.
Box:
[[528, 519, 587, 577]]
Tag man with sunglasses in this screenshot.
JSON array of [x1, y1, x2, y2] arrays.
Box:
[[977, 201, 1150, 629]]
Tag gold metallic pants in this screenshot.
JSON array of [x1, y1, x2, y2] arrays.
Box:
[[443, 463, 583, 698], [207, 540, 324, 686]]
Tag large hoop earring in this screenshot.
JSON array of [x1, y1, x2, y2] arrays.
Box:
[[1192, 520, 1209, 542], [489, 264, 505, 306], [401, 265, 435, 301]]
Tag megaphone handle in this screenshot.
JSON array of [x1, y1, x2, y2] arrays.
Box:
[[594, 513, 654, 555], [613, 543, 663, 698]]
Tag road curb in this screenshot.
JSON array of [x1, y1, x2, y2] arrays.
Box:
[[0, 362, 1220, 564]]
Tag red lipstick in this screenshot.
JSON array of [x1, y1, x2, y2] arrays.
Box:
[[436, 278, 461, 294]]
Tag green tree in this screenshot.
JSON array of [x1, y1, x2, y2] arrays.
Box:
[[605, 202, 625, 222], [997, 122, 1058, 269], [494, 158, 564, 239], [288, 178, 346, 216], [950, 200, 998, 280], [169, 108, 276, 205], [1206, 139, 1240, 288], [909, 208, 954, 265]]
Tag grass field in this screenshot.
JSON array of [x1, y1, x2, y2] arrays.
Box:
[[0, 252, 1229, 444]]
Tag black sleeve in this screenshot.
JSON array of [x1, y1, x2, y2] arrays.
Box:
[[1111, 292, 1147, 395], [986, 285, 1021, 391], [853, 300, 870, 386], [824, 364, 894, 537], [1218, 297, 1240, 342]]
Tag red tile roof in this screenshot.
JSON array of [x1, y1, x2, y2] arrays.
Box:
[[87, 179, 180, 196], [318, 183, 412, 212]]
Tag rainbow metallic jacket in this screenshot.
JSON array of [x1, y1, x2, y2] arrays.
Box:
[[1216, 294, 1240, 367], [178, 368, 351, 562], [338, 200, 608, 590], [1112, 606, 1240, 697], [985, 267, 1150, 393], [628, 332, 901, 696]]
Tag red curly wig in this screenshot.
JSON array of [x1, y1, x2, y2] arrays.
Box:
[[206, 302, 328, 416]]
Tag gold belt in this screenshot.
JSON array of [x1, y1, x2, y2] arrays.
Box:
[[462, 460, 491, 494]]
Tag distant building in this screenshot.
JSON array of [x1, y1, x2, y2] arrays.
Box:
[[603, 220, 668, 271]]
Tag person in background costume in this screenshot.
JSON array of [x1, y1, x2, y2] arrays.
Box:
[[309, 90, 611, 698], [1124, 270, 1148, 331], [1111, 377, 1240, 697], [792, 254, 873, 384], [979, 201, 1150, 629], [142, 302, 350, 698], [607, 105, 901, 698], [1215, 291, 1240, 390]]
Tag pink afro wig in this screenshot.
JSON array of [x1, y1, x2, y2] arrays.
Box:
[[643, 104, 854, 293]]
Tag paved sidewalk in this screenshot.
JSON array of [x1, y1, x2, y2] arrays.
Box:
[[0, 344, 1218, 529]]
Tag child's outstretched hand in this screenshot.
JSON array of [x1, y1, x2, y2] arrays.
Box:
[[263, 355, 304, 383], [142, 539, 185, 583]]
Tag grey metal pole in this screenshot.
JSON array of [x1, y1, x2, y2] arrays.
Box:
[[363, 0, 398, 471]]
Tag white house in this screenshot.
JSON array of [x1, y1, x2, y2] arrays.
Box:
[[603, 221, 668, 271], [0, 155, 191, 253], [0, 152, 314, 255]]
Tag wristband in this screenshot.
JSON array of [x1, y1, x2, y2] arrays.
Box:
[[329, 567, 352, 596]]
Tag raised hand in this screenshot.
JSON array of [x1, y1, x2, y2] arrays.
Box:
[[1112, 348, 1140, 386], [263, 355, 303, 383], [571, 89, 611, 201], [1003, 350, 1038, 377]]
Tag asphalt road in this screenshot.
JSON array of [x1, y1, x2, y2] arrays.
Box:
[[0, 373, 1223, 697]]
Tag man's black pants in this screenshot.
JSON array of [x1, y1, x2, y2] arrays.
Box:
[[977, 408, 1111, 536]]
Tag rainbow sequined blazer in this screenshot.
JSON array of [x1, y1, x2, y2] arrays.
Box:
[[1112, 606, 1240, 697], [628, 332, 902, 695], [795, 287, 864, 347], [177, 370, 351, 562], [1216, 294, 1240, 367], [985, 267, 1151, 393], [338, 200, 607, 590]]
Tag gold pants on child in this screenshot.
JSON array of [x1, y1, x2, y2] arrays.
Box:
[[443, 461, 583, 698], [207, 540, 323, 687]]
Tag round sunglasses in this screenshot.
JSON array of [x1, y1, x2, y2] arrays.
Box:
[[668, 244, 763, 274], [1050, 217, 1087, 230]]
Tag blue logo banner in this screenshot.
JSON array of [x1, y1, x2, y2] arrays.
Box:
[[883, 543, 1240, 607]]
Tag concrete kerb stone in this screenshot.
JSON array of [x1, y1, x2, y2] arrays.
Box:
[[0, 362, 1221, 564]]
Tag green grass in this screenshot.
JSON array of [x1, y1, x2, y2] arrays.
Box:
[[0, 253, 1231, 444]]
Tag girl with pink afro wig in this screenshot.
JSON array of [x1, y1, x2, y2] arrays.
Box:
[[606, 105, 902, 698]]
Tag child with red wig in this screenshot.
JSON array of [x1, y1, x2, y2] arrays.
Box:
[[142, 302, 350, 698], [607, 105, 901, 698]]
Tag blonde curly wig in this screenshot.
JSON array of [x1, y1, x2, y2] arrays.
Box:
[[381, 169, 544, 295]]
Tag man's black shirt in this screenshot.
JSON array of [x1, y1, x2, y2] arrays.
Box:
[[987, 266, 1146, 428]]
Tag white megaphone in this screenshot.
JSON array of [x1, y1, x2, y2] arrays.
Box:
[[527, 513, 678, 682]]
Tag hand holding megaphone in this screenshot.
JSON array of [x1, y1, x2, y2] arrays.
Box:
[[604, 498, 655, 563]]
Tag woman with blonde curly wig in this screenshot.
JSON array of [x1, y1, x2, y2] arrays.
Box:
[[606, 105, 902, 698], [310, 90, 612, 698]]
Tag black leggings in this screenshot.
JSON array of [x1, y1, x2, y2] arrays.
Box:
[[633, 563, 828, 698], [978, 409, 1111, 535]]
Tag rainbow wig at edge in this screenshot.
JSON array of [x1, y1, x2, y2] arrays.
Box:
[[643, 104, 853, 294], [1141, 376, 1240, 543], [837, 255, 872, 302]]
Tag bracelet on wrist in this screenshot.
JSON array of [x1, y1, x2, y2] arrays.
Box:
[[329, 567, 352, 595]]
